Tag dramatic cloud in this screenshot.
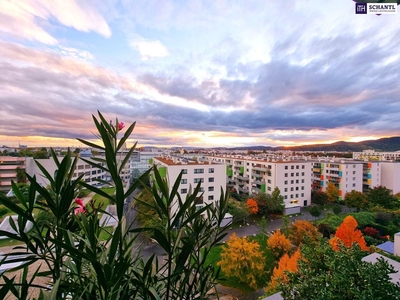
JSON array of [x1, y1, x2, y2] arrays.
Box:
[[0, 0, 399, 147]]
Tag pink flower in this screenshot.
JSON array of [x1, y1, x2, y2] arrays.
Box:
[[74, 206, 86, 215], [118, 122, 125, 130], [75, 198, 84, 207]]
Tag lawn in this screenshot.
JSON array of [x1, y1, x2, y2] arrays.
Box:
[[91, 187, 115, 207]]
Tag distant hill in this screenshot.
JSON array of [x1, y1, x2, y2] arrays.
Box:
[[226, 136, 400, 152]]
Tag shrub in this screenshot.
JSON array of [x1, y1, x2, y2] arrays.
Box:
[[0, 205, 10, 218], [364, 226, 379, 238]]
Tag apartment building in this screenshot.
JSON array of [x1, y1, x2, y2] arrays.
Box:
[[26, 157, 108, 187], [311, 160, 363, 201], [0, 156, 25, 192], [362, 161, 381, 193], [380, 162, 400, 194], [130, 151, 163, 181], [205, 156, 312, 207], [152, 156, 226, 216], [353, 150, 400, 161]]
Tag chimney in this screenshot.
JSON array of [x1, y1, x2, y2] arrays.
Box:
[[395, 232, 400, 256]]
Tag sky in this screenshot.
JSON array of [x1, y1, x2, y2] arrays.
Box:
[[0, 0, 399, 149]]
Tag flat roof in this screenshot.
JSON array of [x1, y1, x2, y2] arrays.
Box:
[[154, 157, 220, 166]]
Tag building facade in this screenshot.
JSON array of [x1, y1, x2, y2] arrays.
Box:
[[0, 156, 25, 192], [353, 150, 400, 161], [380, 162, 400, 194], [152, 156, 226, 216]]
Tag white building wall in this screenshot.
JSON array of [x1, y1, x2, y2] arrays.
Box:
[[381, 162, 400, 194], [153, 157, 226, 217]]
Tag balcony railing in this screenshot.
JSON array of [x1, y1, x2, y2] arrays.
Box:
[[238, 187, 249, 193], [237, 175, 249, 181]]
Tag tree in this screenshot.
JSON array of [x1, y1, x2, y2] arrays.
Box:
[[265, 249, 300, 294], [227, 199, 249, 224], [15, 167, 26, 183], [317, 223, 335, 239], [311, 190, 328, 205], [280, 239, 400, 300], [259, 216, 269, 236], [289, 220, 319, 246], [344, 190, 368, 212], [329, 215, 368, 251], [368, 186, 399, 209], [254, 192, 272, 216], [332, 204, 342, 215], [267, 230, 291, 259], [246, 198, 258, 214], [270, 187, 285, 215], [218, 233, 265, 289], [326, 182, 339, 202], [309, 205, 322, 220], [32, 150, 49, 159]]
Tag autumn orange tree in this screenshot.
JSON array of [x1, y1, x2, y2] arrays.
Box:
[[265, 249, 300, 294], [267, 230, 291, 259], [218, 233, 265, 289], [329, 215, 368, 251], [326, 182, 339, 202], [246, 198, 259, 214], [288, 220, 319, 246]]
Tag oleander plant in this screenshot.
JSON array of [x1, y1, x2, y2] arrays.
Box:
[[0, 111, 229, 299]]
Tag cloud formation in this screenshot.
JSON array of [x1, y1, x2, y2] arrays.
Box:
[[0, 0, 400, 148]]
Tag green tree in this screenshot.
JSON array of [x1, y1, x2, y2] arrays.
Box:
[[32, 150, 49, 159], [332, 204, 342, 215], [309, 205, 322, 220], [228, 199, 249, 224], [15, 167, 26, 183], [326, 182, 339, 202], [368, 186, 399, 209], [270, 187, 285, 215], [311, 190, 328, 205], [344, 190, 368, 212], [280, 239, 400, 300]]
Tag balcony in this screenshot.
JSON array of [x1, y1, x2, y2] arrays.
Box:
[[252, 187, 261, 193], [238, 187, 249, 193], [253, 179, 265, 185], [253, 166, 268, 172], [237, 175, 249, 181]]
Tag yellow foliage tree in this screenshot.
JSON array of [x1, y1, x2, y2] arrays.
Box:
[[329, 215, 369, 251], [265, 249, 300, 293], [289, 220, 319, 246], [246, 198, 259, 214], [218, 233, 265, 289], [267, 230, 291, 258]]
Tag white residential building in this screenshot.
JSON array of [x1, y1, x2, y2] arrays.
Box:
[[353, 150, 400, 161], [362, 161, 381, 193], [380, 162, 400, 194], [26, 157, 108, 187], [0, 156, 25, 192], [311, 160, 364, 201], [152, 156, 226, 216], [205, 156, 312, 207]]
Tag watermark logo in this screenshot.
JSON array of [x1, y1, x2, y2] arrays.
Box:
[[355, 2, 397, 14]]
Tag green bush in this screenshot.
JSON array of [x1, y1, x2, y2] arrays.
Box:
[[0, 205, 10, 217]]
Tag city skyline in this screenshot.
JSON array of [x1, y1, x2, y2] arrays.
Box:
[[0, 1, 399, 148]]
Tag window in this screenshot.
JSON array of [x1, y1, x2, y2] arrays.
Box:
[[296, 165, 299, 169], [194, 178, 204, 183], [78, 165, 84, 170], [209, 168, 214, 173], [291, 187, 294, 191], [296, 187, 299, 191], [181, 179, 187, 184], [291, 180, 294, 184], [268, 179, 271, 183], [302, 165, 305, 169], [208, 177, 214, 182], [208, 195, 214, 200], [296, 172, 299, 176], [353, 171, 356, 175], [285, 173, 288, 177], [182, 169, 187, 174], [208, 186, 214, 191], [290, 195, 294, 198], [301, 186, 304, 190], [291, 166, 294, 169], [353, 183, 356, 187], [326, 170, 329, 173], [194, 168, 204, 174], [301, 179, 304, 183], [267, 187, 271, 191], [285, 166, 288, 170], [284, 195, 288, 199], [301, 193, 304, 197], [284, 180, 288, 184], [301, 172, 304, 176], [181, 188, 187, 194], [200, 187, 204, 192], [291, 173, 294, 177], [353, 165, 356, 168], [296, 180, 299, 184], [284, 188, 288, 192], [296, 194, 298, 198], [353, 177, 356, 181]]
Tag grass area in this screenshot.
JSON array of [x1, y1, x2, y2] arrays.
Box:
[[91, 187, 115, 207], [0, 238, 24, 248], [77, 188, 92, 198]]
